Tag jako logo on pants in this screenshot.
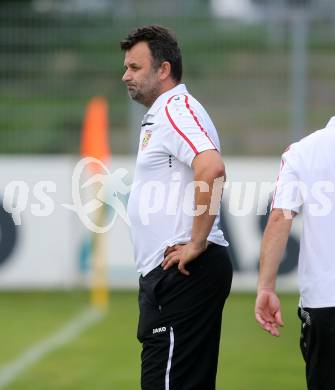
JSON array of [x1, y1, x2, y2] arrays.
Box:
[[153, 327, 167, 334]]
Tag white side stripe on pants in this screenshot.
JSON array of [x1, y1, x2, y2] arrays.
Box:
[[165, 326, 175, 390]]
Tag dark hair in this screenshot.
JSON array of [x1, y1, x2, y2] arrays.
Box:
[[120, 25, 182, 83]]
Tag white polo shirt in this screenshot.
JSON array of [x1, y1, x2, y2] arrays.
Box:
[[272, 116, 335, 308], [127, 84, 228, 276]]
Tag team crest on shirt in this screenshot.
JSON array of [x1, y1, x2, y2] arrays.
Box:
[[141, 129, 152, 151]]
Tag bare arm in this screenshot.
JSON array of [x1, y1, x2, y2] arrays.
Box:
[[255, 208, 294, 336], [191, 149, 225, 247], [162, 149, 225, 275]]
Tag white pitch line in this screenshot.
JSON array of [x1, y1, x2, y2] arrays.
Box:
[[0, 307, 104, 389]]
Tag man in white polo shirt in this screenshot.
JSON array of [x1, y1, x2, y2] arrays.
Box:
[[255, 117, 335, 390], [121, 25, 232, 389]]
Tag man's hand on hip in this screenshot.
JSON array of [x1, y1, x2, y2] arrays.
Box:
[[161, 241, 208, 276]]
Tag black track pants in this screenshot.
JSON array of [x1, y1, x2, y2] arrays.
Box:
[[137, 244, 233, 390], [299, 306, 335, 390]]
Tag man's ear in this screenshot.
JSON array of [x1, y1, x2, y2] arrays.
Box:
[[159, 61, 171, 81]]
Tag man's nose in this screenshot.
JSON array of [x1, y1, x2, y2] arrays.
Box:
[[122, 69, 131, 82]]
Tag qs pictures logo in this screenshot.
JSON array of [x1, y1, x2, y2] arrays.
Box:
[[63, 157, 131, 234]]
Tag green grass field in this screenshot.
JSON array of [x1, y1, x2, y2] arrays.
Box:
[[0, 291, 305, 389]]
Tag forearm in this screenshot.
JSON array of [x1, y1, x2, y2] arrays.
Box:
[[257, 209, 293, 291], [191, 171, 224, 246]]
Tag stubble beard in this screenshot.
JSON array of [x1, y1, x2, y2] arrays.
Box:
[[127, 80, 161, 108], [128, 88, 146, 105]]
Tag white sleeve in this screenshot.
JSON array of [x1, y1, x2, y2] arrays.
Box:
[[272, 146, 304, 213], [164, 94, 217, 167]]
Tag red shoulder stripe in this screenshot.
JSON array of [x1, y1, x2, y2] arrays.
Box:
[[183, 95, 217, 149], [165, 103, 199, 154]]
